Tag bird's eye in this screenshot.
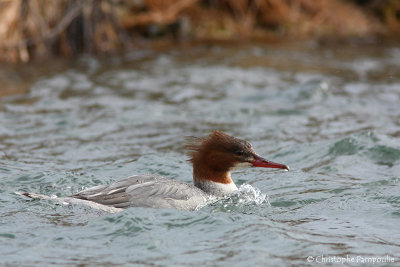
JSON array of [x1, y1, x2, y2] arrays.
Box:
[[235, 150, 245, 156]]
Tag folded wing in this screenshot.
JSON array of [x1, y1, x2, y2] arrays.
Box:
[[70, 174, 208, 210]]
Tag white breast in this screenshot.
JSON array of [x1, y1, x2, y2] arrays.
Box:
[[195, 180, 238, 196]]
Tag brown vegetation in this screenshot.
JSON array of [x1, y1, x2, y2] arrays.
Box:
[[0, 0, 399, 63], [0, 0, 125, 62]]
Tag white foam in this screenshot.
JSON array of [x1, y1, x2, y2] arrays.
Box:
[[238, 184, 269, 206]]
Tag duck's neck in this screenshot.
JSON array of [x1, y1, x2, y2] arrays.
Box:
[[193, 165, 238, 196]]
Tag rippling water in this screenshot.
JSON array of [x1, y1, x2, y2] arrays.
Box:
[[1, 41, 400, 266]]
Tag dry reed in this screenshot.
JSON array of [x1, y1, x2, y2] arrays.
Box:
[[0, 0, 397, 63]]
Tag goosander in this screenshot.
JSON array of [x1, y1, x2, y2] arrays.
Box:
[[21, 131, 289, 211]]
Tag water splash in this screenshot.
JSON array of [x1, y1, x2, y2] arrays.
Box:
[[237, 184, 269, 205], [197, 184, 270, 211]]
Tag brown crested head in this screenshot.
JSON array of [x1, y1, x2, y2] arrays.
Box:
[[186, 130, 290, 174]]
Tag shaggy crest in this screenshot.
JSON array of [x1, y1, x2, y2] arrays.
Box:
[[185, 130, 253, 163]]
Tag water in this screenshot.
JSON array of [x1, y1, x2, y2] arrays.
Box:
[[1, 41, 400, 266]]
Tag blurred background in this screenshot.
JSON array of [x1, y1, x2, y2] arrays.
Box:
[[1, 0, 399, 266], [0, 0, 400, 63]]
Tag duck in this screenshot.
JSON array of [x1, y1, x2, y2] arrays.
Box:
[[20, 131, 289, 211]]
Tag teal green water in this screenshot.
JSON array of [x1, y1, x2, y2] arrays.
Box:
[[1, 42, 400, 266]]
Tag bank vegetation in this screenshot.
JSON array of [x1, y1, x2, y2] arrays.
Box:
[[0, 0, 399, 62]]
